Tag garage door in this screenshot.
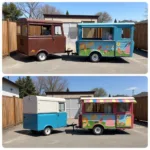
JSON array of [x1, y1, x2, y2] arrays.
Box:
[[66, 98, 80, 119], [63, 23, 77, 52]]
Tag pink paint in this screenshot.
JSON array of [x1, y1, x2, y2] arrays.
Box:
[[106, 118, 115, 126], [125, 44, 130, 54]]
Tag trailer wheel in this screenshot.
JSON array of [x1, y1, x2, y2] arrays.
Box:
[[93, 125, 104, 135], [90, 52, 101, 62], [43, 127, 52, 136], [37, 52, 47, 61]]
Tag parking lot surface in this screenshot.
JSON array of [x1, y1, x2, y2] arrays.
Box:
[[3, 119, 148, 148], [2, 50, 148, 74]]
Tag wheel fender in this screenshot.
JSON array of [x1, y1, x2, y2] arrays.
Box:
[[89, 50, 102, 57], [44, 125, 53, 130], [93, 123, 105, 129], [36, 49, 49, 56]]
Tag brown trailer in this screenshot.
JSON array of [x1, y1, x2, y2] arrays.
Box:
[[17, 18, 66, 61]]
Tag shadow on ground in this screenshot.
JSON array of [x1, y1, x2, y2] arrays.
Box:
[[10, 52, 61, 63], [10, 52, 129, 64], [62, 55, 129, 63], [134, 49, 148, 58], [134, 120, 148, 127], [65, 129, 130, 136], [15, 130, 64, 137]]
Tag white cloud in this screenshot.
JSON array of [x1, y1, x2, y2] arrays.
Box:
[[126, 87, 138, 91]]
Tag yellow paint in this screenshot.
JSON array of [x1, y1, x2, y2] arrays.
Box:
[[31, 50, 36, 53], [117, 42, 121, 47], [106, 45, 109, 49], [82, 117, 88, 127], [126, 116, 131, 126], [125, 100, 130, 102], [112, 100, 116, 102], [100, 100, 104, 102], [89, 100, 93, 102]]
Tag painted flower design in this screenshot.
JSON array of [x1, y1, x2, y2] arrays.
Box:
[[117, 42, 121, 47]]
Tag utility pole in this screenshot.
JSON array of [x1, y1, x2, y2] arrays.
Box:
[[132, 89, 135, 96]]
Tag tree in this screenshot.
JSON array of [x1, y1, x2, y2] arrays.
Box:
[[108, 94, 111, 97], [66, 10, 69, 15], [16, 76, 36, 98], [96, 12, 112, 23], [119, 20, 137, 23], [114, 19, 117, 23], [33, 76, 68, 94], [16, 2, 39, 19], [66, 88, 70, 92], [2, 2, 22, 21], [17, 3, 62, 19], [92, 88, 107, 97]]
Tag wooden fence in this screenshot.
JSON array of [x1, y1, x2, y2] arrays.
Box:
[[2, 96, 23, 129], [134, 96, 148, 121], [2, 20, 17, 57], [124, 23, 148, 50]]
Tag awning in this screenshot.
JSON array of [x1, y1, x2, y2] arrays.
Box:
[[83, 99, 136, 103]]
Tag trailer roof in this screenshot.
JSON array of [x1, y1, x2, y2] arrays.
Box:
[[81, 97, 136, 103], [24, 95, 65, 102], [17, 18, 62, 24], [78, 23, 135, 27]]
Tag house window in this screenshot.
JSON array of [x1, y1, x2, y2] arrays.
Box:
[[28, 25, 52, 36], [117, 103, 130, 112], [54, 26, 62, 35], [59, 102, 65, 112]]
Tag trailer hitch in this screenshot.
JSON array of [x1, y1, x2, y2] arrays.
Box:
[[67, 123, 77, 132]]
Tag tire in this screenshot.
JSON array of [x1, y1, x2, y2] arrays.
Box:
[[93, 126, 104, 135], [37, 52, 47, 61], [43, 127, 52, 136], [90, 52, 101, 62]]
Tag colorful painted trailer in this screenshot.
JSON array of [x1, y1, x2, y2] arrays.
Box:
[[23, 95, 67, 135], [78, 97, 136, 135], [76, 23, 135, 62]]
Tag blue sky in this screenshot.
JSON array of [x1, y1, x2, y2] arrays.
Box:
[[4, 76, 148, 96], [43, 2, 147, 21]]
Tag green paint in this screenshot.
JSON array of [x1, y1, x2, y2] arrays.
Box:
[[79, 49, 129, 57]]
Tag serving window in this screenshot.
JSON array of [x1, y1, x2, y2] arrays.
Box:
[[28, 24, 52, 36], [82, 27, 114, 40], [117, 103, 130, 113], [85, 103, 113, 113]]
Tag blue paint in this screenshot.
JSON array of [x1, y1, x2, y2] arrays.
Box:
[[23, 112, 67, 131]]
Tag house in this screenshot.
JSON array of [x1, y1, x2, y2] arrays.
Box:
[[134, 92, 148, 97], [46, 91, 95, 118], [2, 77, 19, 97], [44, 14, 99, 52]]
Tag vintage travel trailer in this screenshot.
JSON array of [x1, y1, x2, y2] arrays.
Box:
[[17, 18, 135, 62], [78, 97, 136, 135], [23, 95, 67, 135]]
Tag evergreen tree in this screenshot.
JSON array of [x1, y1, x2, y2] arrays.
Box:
[[109, 94, 111, 97], [114, 19, 117, 23], [66, 88, 70, 92], [16, 76, 36, 98], [2, 2, 22, 21], [66, 10, 69, 15]]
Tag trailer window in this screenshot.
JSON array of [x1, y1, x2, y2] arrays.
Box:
[[28, 25, 52, 36], [82, 27, 113, 40], [54, 26, 62, 35], [85, 103, 113, 113], [59, 102, 65, 112], [22, 25, 27, 36], [121, 28, 131, 39], [117, 103, 130, 112], [17, 25, 21, 35]]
